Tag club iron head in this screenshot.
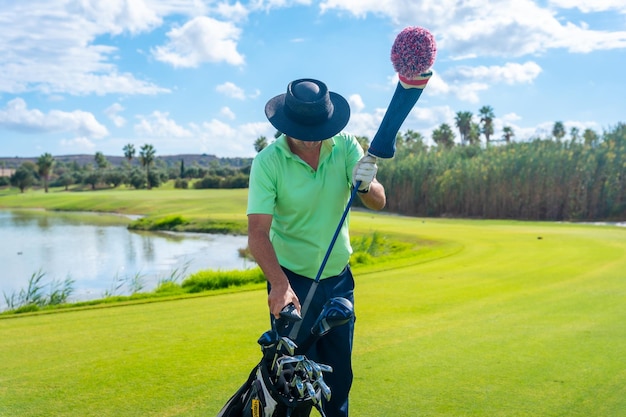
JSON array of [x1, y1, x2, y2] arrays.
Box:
[[315, 377, 332, 402], [290, 375, 306, 398], [276, 355, 304, 375], [279, 337, 298, 355]]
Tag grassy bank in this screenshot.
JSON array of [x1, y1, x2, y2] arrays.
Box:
[[1, 187, 625, 416], [0, 187, 433, 314], [0, 186, 250, 234]]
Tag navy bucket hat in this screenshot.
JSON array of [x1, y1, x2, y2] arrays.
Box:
[[265, 78, 351, 141]]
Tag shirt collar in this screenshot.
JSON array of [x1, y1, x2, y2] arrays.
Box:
[[276, 134, 336, 159]]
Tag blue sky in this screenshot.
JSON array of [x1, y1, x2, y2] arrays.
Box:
[[1, 0, 625, 158]]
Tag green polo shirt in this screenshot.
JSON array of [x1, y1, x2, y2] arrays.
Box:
[[247, 133, 364, 279]]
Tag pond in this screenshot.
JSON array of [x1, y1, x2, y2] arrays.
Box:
[[0, 209, 255, 307]]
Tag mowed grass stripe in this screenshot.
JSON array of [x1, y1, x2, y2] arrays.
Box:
[[351, 219, 626, 416], [1, 293, 269, 416]]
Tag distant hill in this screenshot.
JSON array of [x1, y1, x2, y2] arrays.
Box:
[[0, 154, 252, 169]]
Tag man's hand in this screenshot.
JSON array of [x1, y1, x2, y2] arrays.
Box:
[[268, 280, 301, 319], [352, 154, 378, 192]]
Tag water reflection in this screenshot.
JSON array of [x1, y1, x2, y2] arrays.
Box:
[[0, 209, 254, 306]]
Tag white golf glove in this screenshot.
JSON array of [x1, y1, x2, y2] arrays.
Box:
[[352, 154, 378, 193]]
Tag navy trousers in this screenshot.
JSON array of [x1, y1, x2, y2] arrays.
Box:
[[270, 266, 355, 417]]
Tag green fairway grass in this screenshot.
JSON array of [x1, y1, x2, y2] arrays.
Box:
[[0, 187, 249, 224], [1, 188, 625, 416]]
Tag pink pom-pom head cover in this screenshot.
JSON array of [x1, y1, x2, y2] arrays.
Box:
[[391, 26, 436, 83]]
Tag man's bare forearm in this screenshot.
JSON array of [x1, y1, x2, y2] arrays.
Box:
[[358, 179, 386, 210], [248, 229, 289, 288]]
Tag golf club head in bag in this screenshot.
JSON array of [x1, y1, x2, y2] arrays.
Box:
[[311, 297, 354, 337], [217, 328, 333, 417], [295, 297, 354, 356]]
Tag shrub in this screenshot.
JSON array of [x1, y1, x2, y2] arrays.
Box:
[[193, 175, 222, 189], [174, 178, 188, 189], [154, 281, 184, 294], [182, 268, 265, 292]]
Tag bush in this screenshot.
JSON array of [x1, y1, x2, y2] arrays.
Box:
[[129, 215, 188, 231], [193, 175, 222, 189], [128, 168, 147, 189], [182, 268, 265, 292], [154, 281, 184, 294], [222, 173, 249, 189], [103, 171, 127, 188], [174, 178, 188, 189]]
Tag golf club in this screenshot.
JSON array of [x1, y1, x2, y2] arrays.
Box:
[[295, 297, 354, 354], [314, 378, 331, 402]]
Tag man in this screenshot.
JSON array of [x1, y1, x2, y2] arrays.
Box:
[[247, 78, 386, 417]]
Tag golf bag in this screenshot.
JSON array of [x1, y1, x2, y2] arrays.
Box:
[[216, 355, 316, 417], [217, 298, 354, 417]]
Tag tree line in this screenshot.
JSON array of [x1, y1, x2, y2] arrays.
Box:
[[3, 110, 625, 222], [377, 121, 625, 221], [2, 143, 251, 192]]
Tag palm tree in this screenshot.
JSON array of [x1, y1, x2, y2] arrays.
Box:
[[570, 127, 580, 143], [479, 105, 495, 146], [254, 136, 268, 153], [468, 122, 481, 146], [37, 153, 55, 193], [400, 129, 426, 154], [455, 111, 473, 146], [502, 126, 515, 143], [582, 128, 599, 147], [552, 121, 566, 141], [139, 144, 156, 189], [123, 144, 136, 166], [432, 123, 456, 149]]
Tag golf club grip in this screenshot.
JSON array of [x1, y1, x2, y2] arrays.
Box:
[[367, 82, 425, 159]]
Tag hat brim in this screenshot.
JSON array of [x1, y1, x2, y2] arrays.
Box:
[[265, 92, 350, 141]]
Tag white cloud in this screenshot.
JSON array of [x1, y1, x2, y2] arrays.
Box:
[[502, 112, 522, 123], [319, 0, 626, 57], [60, 137, 97, 152], [432, 62, 542, 103], [409, 105, 457, 127], [68, 0, 162, 35], [447, 62, 542, 85], [152, 16, 244, 68], [195, 119, 264, 157], [249, 89, 262, 99], [422, 72, 450, 96], [251, 0, 314, 13], [548, 0, 626, 13], [346, 111, 379, 139], [454, 83, 490, 104], [346, 98, 456, 141], [219, 107, 236, 120], [214, 1, 250, 22], [0, 98, 108, 138], [134, 111, 193, 138], [0, 2, 173, 97], [348, 94, 365, 113], [216, 82, 246, 100], [104, 103, 127, 127]]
